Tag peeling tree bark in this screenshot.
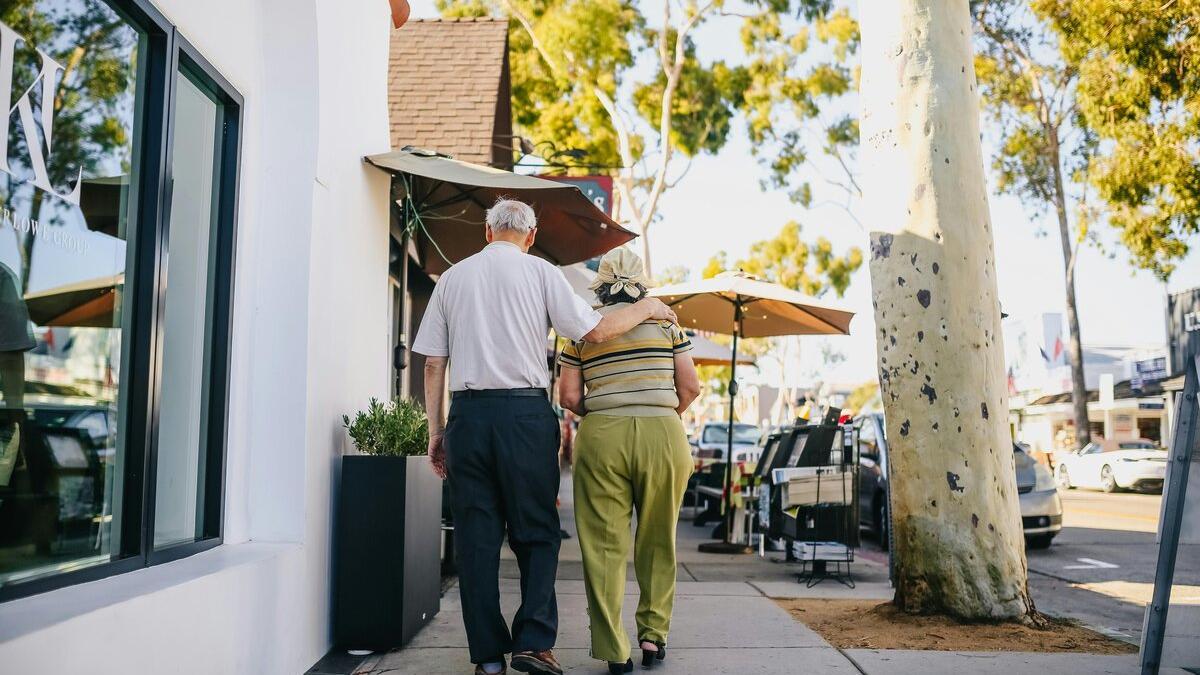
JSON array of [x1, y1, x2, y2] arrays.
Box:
[[860, 1, 1034, 620]]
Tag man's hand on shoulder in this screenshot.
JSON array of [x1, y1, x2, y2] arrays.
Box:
[[638, 297, 678, 325]]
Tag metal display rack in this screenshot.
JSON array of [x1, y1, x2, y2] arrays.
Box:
[[755, 413, 860, 587], [789, 462, 857, 588]]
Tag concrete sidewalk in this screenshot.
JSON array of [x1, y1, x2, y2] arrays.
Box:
[[360, 477, 1180, 674]]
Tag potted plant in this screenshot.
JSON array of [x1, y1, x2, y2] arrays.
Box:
[[335, 398, 442, 650]]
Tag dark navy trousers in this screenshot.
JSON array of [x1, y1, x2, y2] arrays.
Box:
[[445, 393, 561, 664]]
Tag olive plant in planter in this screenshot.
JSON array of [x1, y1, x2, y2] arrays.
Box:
[[335, 398, 442, 650]]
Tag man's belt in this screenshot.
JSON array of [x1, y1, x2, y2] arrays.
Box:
[[451, 387, 547, 400]]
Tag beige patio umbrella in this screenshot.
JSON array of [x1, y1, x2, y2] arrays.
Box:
[[650, 271, 855, 553]]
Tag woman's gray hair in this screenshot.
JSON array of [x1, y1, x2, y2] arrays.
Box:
[[486, 198, 537, 234]]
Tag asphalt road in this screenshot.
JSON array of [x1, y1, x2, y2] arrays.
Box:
[[1025, 488, 1199, 643], [861, 488, 1199, 643]]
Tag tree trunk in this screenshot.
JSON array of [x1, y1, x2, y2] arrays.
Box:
[[1048, 126, 1090, 450], [640, 225, 654, 281], [861, 0, 1034, 620]]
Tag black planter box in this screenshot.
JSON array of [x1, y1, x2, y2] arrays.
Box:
[[335, 455, 442, 650]]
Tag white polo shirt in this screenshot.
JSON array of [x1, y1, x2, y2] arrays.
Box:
[[412, 241, 603, 391]]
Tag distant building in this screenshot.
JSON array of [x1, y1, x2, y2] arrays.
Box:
[[1006, 312, 1170, 453], [1014, 378, 1169, 455]]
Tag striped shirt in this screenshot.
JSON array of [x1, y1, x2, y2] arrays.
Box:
[[558, 303, 693, 417]]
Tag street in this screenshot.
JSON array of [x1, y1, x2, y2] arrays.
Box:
[[1024, 489, 1199, 643], [862, 488, 1200, 644]]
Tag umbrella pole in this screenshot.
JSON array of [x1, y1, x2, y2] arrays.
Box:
[[699, 301, 752, 554], [393, 183, 411, 398]]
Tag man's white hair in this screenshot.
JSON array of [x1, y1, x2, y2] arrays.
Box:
[[486, 198, 537, 234]]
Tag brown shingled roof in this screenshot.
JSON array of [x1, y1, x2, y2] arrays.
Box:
[[388, 18, 513, 167]]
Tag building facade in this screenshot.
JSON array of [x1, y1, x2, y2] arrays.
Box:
[[0, 1, 393, 671]]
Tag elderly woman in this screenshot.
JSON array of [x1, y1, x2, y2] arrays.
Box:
[[557, 248, 700, 674]]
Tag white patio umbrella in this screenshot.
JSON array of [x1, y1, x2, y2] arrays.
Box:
[[650, 271, 855, 553]]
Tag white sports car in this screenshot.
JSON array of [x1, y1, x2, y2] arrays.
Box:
[[1055, 438, 1168, 493]]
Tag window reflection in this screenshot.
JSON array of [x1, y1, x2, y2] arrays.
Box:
[[0, 1, 141, 587]]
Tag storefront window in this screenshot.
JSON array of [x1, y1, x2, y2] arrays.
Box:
[[0, 0, 142, 587], [0, 0, 241, 599], [153, 70, 222, 549]]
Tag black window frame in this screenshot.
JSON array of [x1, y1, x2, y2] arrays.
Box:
[[0, 0, 242, 602]]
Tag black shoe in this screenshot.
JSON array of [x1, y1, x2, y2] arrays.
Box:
[[639, 640, 666, 669], [607, 659, 633, 674]]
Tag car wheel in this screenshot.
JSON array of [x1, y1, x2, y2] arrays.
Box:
[[1056, 465, 1072, 490], [1026, 534, 1054, 550], [1100, 465, 1120, 493], [875, 497, 890, 551]]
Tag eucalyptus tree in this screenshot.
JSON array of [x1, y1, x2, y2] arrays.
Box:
[[861, 0, 1035, 621], [973, 0, 1093, 448]]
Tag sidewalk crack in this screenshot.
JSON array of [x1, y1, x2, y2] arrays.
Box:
[[836, 647, 869, 674], [680, 562, 698, 581]]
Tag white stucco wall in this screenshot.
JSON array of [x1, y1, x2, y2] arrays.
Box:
[[0, 1, 393, 672]]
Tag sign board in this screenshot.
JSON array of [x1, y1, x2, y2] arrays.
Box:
[[1133, 356, 1169, 391], [538, 175, 614, 216], [1167, 287, 1200, 375]]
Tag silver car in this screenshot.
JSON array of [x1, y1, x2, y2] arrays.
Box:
[[1014, 442, 1063, 549], [854, 414, 1062, 549]]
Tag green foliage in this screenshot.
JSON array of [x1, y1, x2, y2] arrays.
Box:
[[843, 380, 879, 413], [342, 398, 430, 457], [976, 0, 1200, 280], [974, 0, 1086, 217], [436, 0, 863, 278], [1035, 0, 1200, 279], [703, 221, 862, 297], [438, 0, 643, 175], [741, 4, 860, 205], [632, 52, 748, 157]]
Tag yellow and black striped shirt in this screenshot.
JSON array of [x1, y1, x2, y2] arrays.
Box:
[[558, 304, 693, 417]]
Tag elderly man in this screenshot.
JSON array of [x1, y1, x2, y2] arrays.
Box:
[[413, 199, 676, 675]]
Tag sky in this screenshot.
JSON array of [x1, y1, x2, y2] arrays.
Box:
[[407, 1, 1200, 386]]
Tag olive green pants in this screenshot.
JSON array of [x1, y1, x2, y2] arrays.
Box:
[[573, 413, 693, 663]]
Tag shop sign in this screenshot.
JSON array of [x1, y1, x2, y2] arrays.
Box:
[[1132, 357, 1168, 390], [539, 175, 614, 216], [0, 21, 84, 205]]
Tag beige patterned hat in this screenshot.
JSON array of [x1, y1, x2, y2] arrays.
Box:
[[589, 247, 648, 299]]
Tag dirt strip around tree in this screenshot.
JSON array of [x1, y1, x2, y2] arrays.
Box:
[[775, 598, 1137, 654]]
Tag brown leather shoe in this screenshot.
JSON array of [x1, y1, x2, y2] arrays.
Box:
[[510, 649, 563, 674], [475, 663, 507, 675]]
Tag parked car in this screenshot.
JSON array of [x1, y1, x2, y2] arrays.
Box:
[[1013, 442, 1063, 549], [853, 414, 1063, 549], [1055, 438, 1167, 493], [692, 422, 762, 463]]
